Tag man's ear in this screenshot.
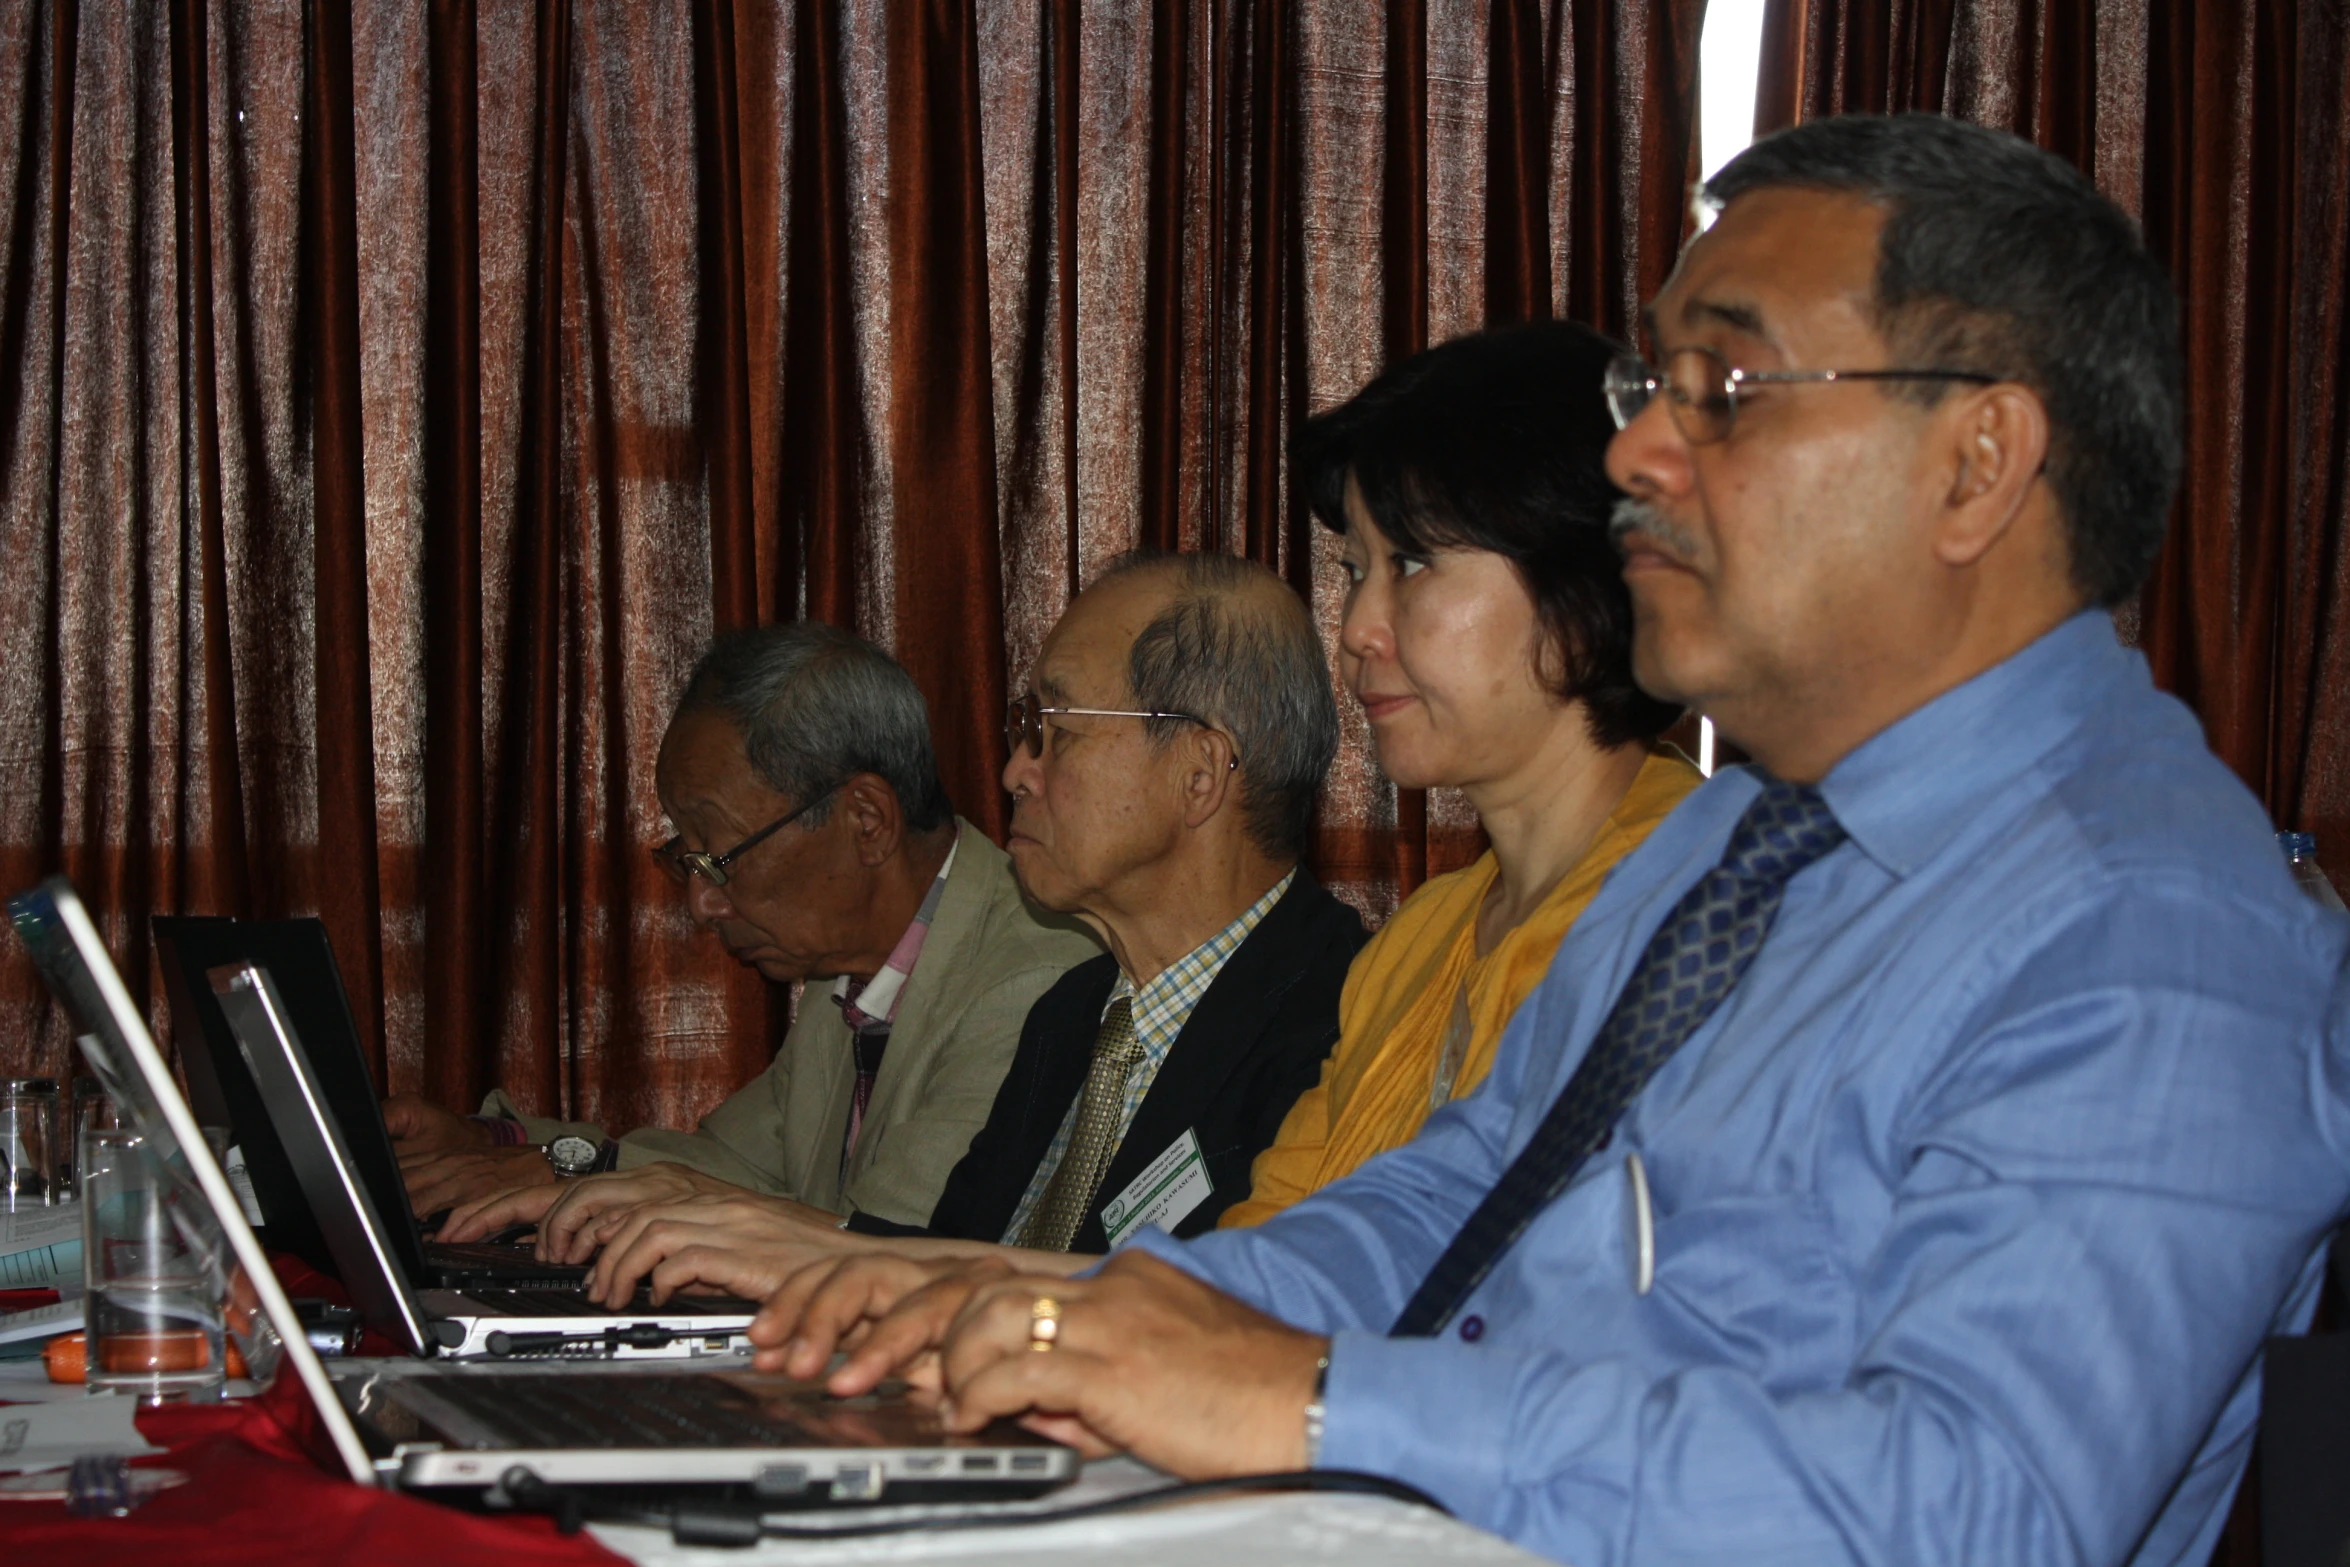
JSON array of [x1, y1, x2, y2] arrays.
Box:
[[1933, 383, 2050, 570], [1175, 725, 1241, 831], [839, 773, 905, 866]]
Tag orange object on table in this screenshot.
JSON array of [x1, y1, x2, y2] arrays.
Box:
[[43, 1329, 249, 1383]]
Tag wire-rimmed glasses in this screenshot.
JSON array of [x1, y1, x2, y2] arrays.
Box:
[[1604, 346, 1996, 446], [1004, 692, 1231, 762]]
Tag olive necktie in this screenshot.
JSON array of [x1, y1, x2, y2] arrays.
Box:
[[1017, 997, 1144, 1252], [1391, 778, 1846, 1336]]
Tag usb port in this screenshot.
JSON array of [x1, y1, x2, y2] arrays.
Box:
[[1011, 1454, 1048, 1473], [960, 1454, 999, 1473], [904, 1454, 945, 1474]]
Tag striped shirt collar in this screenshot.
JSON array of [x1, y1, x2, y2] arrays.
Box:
[[832, 826, 960, 1030]]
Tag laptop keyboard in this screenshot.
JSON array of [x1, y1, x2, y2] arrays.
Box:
[[457, 1287, 761, 1316], [457, 1287, 616, 1315], [426, 1373, 814, 1448], [425, 1242, 590, 1287]]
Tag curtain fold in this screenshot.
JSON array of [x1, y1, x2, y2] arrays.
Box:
[[0, 0, 1701, 1133], [1752, 0, 2350, 896]]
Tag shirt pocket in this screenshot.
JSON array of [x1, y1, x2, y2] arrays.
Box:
[[1646, 1183, 1854, 1394]]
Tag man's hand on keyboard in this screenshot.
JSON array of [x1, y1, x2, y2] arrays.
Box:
[[749, 1245, 1096, 1389], [384, 1094, 492, 1159], [524, 1163, 744, 1265], [583, 1188, 845, 1307], [400, 1144, 555, 1221], [436, 1179, 568, 1243]]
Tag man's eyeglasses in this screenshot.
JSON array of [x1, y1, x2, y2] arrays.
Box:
[[653, 783, 841, 888], [1604, 346, 1996, 446], [1004, 692, 1233, 763]]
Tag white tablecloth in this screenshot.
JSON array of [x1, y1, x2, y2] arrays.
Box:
[[589, 1457, 1551, 1567]]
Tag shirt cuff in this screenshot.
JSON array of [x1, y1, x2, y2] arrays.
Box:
[[469, 1113, 529, 1148]]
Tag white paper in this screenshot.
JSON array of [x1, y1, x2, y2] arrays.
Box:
[[1100, 1129, 1213, 1248], [0, 1201, 82, 1289], [0, 1298, 82, 1346], [0, 1202, 80, 1253], [223, 1146, 267, 1228], [0, 1393, 168, 1476]]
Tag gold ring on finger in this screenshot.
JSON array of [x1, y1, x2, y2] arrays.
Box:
[[1029, 1295, 1062, 1352]]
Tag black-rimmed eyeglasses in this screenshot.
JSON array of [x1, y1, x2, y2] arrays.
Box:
[[653, 782, 841, 887], [1604, 346, 1997, 446]]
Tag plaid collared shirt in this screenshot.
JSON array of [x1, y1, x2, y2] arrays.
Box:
[[1000, 868, 1296, 1244]]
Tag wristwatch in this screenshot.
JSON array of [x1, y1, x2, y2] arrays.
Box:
[[544, 1135, 601, 1178]]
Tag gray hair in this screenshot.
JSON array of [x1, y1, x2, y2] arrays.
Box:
[[675, 623, 953, 832], [1092, 551, 1338, 861], [1705, 114, 2182, 607]]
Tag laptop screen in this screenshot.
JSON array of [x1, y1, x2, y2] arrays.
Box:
[[153, 915, 429, 1286], [5, 877, 378, 1484]]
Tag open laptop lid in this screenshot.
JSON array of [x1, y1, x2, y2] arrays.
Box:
[[6, 878, 378, 1486], [208, 961, 438, 1357], [152, 916, 333, 1272], [152, 916, 429, 1287]]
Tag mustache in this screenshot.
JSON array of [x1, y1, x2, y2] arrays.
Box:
[[1609, 497, 1701, 564]]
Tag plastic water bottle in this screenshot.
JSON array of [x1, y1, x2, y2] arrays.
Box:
[[2279, 832, 2348, 913]]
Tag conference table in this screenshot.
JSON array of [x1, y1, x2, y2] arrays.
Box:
[[0, 1282, 1543, 1566]]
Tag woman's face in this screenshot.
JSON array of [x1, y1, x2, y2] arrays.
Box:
[[1336, 481, 1574, 793]]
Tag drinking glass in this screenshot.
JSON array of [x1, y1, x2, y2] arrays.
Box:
[[50, 1078, 117, 1202], [1, 1078, 60, 1210], [80, 1129, 226, 1404]]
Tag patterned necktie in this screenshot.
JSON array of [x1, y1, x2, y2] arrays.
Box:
[[1391, 778, 1846, 1336], [1018, 997, 1143, 1252], [839, 1021, 891, 1184]]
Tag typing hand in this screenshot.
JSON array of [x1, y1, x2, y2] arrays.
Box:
[[752, 1245, 1094, 1390], [382, 1094, 493, 1158], [437, 1181, 567, 1244], [930, 1250, 1328, 1478], [532, 1163, 741, 1266], [400, 1144, 554, 1220], [751, 1251, 1007, 1392], [585, 1189, 845, 1308]]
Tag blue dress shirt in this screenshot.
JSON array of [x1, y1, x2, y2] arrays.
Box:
[[1126, 613, 2350, 1566]]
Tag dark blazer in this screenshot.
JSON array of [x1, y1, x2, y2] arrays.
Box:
[[849, 872, 1366, 1252]]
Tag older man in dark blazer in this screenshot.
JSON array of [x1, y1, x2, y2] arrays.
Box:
[[529, 550, 1365, 1307], [879, 550, 1366, 1253]]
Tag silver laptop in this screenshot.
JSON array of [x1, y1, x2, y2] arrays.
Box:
[[207, 957, 757, 1361], [7, 876, 1078, 1501]]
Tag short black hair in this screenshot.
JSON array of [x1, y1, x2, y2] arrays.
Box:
[[1705, 113, 2183, 607], [1293, 319, 1680, 749]]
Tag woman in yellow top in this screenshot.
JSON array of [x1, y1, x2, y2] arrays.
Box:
[[1221, 320, 1702, 1228]]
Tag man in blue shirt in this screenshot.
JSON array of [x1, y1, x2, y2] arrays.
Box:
[[748, 115, 2350, 1566]]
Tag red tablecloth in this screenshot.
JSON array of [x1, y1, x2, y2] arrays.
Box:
[[0, 1261, 629, 1565]]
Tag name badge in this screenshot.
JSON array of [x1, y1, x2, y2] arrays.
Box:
[[1101, 1128, 1213, 1248]]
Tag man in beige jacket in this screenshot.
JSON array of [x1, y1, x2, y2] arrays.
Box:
[[388, 622, 1098, 1231]]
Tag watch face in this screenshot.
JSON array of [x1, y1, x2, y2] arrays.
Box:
[[547, 1135, 598, 1175]]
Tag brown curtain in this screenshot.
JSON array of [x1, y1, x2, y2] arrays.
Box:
[[1752, 0, 2350, 895], [0, 0, 1701, 1133]]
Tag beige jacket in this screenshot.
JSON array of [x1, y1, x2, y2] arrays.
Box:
[[484, 823, 1099, 1226]]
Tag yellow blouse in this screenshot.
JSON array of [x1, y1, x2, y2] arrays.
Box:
[[1218, 750, 1702, 1228]]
